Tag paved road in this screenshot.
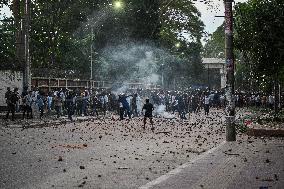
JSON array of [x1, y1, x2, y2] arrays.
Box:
[[140, 138, 284, 189], [1, 109, 283, 189]]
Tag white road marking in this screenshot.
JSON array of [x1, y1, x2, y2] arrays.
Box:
[[138, 141, 226, 189]]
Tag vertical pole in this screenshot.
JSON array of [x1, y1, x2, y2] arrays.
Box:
[[207, 64, 210, 90], [224, 0, 236, 141], [162, 71, 164, 89], [48, 78, 51, 92], [23, 0, 31, 89], [174, 78, 176, 91], [161, 59, 164, 89], [90, 27, 93, 80]]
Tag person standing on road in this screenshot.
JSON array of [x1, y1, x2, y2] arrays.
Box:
[[204, 93, 210, 116], [118, 94, 132, 120], [47, 93, 53, 114], [82, 91, 89, 116], [91, 95, 99, 117], [36, 94, 44, 119], [268, 94, 274, 109], [131, 94, 138, 117], [136, 94, 142, 116], [66, 91, 75, 121], [54, 93, 63, 118], [5, 87, 17, 121], [118, 97, 124, 120], [25, 91, 34, 119], [142, 99, 154, 131]]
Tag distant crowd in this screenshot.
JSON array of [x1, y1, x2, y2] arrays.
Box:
[[4, 86, 282, 121]]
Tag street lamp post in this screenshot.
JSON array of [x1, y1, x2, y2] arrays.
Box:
[[224, 0, 236, 141]]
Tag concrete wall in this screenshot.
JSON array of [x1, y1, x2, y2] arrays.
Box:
[[0, 70, 23, 106], [202, 58, 226, 89]]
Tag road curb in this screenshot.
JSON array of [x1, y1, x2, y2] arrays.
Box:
[[246, 128, 284, 137]]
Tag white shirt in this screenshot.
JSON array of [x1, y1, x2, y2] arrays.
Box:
[[104, 95, 109, 103], [268, 95, 274, 104], [204, 96, 210, 105]]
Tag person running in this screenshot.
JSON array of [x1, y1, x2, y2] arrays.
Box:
[[142, 99, 154, 131]]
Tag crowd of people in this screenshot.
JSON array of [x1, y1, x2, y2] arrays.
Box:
[[3, 86, 282, 123]]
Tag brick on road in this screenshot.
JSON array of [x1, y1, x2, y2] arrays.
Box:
[[140, 138, 284, 189]]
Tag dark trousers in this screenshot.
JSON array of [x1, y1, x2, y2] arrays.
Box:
[[22, 105, 32, 119], [124, 106, 131, 119], [204, 104, 209, 115], [179, 108, 186, 119], [55, 106, 61, 118], [119, 107, 124, 120], [39, 106, 44, 119], [92, 105, 99, 117], [67, 104, 74, 120], [132, 106, 138, 117], [6, 103, 15, 120]]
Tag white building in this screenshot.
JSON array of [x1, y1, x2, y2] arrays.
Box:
[[202, 58, 226, 89]]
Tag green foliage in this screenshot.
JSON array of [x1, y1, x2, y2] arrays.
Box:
[[158, 0, 205, 86], [0, 17, 18, 70], [234, 0, 284, 82], [0, 0, 205, 85], [29, 0, 95, 77], [159, 0, 204, 44], [203, 23, 224, 58]]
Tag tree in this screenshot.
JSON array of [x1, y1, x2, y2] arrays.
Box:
[[156, 0, 206, 87], [203, 23, 225, 58], [29, 0, 96, 77], [0, 16, 17, 69], [234, 0, 284, 112], [1, 0, 206, 87]]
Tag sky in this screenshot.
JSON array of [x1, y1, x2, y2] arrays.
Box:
[[194, 0, 248, 34], [1, 0, 247, 34]]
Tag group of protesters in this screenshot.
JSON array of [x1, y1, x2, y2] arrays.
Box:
[[3, 86, 282, 122]]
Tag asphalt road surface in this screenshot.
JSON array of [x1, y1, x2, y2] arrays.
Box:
[[1, 109, 250, 189]]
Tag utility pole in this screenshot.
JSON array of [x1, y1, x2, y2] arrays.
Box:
[[90, 27, 93, 80], [207, 64, 210, 90], [23, 0, 31, 89], [224, 0, 236, 141], [161, 57, 164, 89]]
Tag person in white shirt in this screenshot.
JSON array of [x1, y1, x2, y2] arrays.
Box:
[[268, 94, 274, 109], [136, 94, 142, 116], [104, 94, 109, 111], [47, 93, 53, 114], [204, 94, 210, 116]]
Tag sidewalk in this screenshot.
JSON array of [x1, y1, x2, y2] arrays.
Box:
[[139, 138, 284, 189]]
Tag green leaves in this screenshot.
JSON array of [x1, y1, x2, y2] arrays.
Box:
[[0, 16, 17, 70], [203, 23, 225, 59], [234, 0, 284, 81], [1, 0, 205, 84]]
